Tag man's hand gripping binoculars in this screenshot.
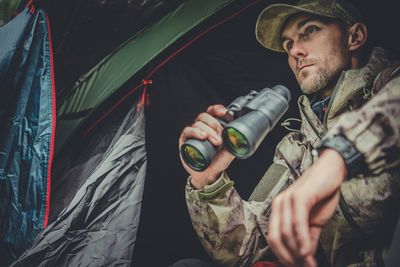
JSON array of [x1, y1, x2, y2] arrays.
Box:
[[180, 85, 291, 172]]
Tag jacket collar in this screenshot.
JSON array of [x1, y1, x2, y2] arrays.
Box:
[[324, 47, 394, 129], [297, 47, 395, 139]]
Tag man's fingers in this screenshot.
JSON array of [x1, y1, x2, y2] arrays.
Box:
[[179, 126, 208, 146], [292, 194, 312, 257], [192, 121, 222, 146], [281, 196, 299, 257], [195, 112, 224, 135], [206, 104, 227, 117], [309, 226, 323, 254], [268, 197, 296, 266], [179, 111, 224, 148], [303, 255, 317, 267]]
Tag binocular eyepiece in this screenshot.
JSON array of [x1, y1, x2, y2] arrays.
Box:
[[180, 85, 291, 172]]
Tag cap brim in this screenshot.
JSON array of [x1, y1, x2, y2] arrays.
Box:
[[255, 4, 332, 52]]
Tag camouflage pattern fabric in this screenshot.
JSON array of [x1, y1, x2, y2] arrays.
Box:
[[185, 47, 400, 267]]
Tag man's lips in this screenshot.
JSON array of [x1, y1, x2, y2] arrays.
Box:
[[298, 64, 313, 72]]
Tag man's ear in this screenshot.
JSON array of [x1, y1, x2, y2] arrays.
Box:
[[348, 22, 368, 52]]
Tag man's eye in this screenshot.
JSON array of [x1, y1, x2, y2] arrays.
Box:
[[304, 25, 319, 36], [284, 41, 293, 51]]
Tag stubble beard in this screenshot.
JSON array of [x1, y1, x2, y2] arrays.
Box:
[[297, 46, 349, 95]]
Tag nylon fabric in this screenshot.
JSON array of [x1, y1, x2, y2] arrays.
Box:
[[12, 105, 147, 267], [55, 0, 236, 152], [0, 7, 55, 265]]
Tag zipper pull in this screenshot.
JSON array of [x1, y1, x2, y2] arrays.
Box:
[[27, 0, 35, 14], [137, 79, 153, 112]]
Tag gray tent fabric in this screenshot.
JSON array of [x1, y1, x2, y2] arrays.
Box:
[[48, 98, 141, 222], [11, 103, 146, 266]]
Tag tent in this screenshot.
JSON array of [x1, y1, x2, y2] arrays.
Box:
[[0, 5, 55, 265], [1, 0, 399, 266]]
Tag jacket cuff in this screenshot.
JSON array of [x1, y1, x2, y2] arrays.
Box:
[[327, 110, 394, 175], [186, 172, 235, 202], [319, 134, 364, 178]]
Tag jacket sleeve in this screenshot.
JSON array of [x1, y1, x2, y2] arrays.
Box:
[[326, 75, 400, 175], [185, 159, 293, 267]]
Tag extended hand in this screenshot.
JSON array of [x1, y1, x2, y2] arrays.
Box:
[[267, 149, 347, 267]]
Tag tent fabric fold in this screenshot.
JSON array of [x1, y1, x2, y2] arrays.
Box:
[[11, 104, 147, 267], [0, 6, 55, 266]]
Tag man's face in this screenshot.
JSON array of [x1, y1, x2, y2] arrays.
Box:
[[281, 14, 350, 94]]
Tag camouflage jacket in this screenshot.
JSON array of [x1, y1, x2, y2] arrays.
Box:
[[185, 48, 400, 267]]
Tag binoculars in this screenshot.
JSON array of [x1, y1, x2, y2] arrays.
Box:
[[180, 85, 291, 172]]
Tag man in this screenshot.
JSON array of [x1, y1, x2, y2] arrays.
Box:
[[178, 0, 400, 266]]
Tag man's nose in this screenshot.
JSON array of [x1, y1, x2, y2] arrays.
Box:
[[289, 41, 308, 59]]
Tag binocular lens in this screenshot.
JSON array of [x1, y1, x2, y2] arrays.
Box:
[[224, 127, 249, 157], [181, 144, 207, 171]]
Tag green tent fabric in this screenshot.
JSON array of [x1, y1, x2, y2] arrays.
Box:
[[56, 0, 240, 151]]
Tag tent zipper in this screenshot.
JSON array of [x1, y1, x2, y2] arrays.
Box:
[[43, 11, 57, 228]]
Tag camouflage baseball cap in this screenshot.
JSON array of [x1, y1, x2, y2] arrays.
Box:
[[255, 0, 363, 52]]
